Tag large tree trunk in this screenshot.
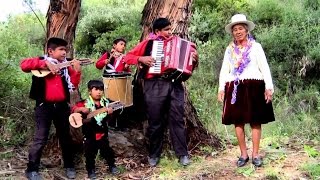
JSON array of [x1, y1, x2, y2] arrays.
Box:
[[139, 0, 221, 151], [46, 0, 81, 58], [140, 0, 192, 40]]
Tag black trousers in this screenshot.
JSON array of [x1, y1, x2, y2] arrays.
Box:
[[83, 133, 115, 171], [144, 79, 188, 158], [27, 102, 74, 172]]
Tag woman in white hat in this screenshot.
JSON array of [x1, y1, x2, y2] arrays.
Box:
[[218, 14, 275, 167]]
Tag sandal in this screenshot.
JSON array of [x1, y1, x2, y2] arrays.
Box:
[[237, 157, 249, 167], [252, 157, 263, 167]]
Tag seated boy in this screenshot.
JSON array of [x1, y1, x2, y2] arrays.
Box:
[[96, 38, 130, 73], [72, 80, 120, 179]]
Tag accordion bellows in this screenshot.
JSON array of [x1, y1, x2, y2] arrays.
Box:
[[149, 36, 196, 81]]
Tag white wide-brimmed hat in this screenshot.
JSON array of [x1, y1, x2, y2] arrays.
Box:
[[225, 14, 255, 34]]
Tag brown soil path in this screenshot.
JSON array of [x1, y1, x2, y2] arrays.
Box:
[[0, 139, 315, 179]]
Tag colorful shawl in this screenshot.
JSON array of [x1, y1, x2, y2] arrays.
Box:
[[85, 96, 109, 126], [228, 35, 255, 104]]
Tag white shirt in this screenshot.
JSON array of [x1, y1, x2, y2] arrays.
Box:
[[218, 42, 274, 92]]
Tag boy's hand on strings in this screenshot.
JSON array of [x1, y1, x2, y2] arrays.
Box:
[[77, 107, 90, 114], [107, 107, 113, 114], [71, 59, 81, 72], [138, 56, 155, 67], [45, 60, 59, 74]]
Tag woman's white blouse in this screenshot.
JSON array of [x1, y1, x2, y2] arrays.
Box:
[[218, 42, 274, 92]]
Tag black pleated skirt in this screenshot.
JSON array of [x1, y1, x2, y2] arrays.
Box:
[[222, 80, 275, 125]]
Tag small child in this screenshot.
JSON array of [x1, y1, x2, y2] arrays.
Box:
[[96, 38, 130, 73], [72, 80, 120, 179]]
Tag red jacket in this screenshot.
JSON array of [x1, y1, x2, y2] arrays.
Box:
[[123, 39, 157, 79], [96, 52, 130, 72], [20, 57, 81, 102]]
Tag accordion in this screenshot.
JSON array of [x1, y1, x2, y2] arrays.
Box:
[[149, 36, 196, 81]]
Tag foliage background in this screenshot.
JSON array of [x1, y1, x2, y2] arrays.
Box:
[[0, 1, 319, 176]]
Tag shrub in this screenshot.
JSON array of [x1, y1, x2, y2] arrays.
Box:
[[75, 5, 142, 56]]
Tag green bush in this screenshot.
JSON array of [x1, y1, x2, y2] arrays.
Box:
[[0, 13, 44, 147], [250, 0, 283, 26], [75, 5, 142, 56], [191, 0, 251, 41]]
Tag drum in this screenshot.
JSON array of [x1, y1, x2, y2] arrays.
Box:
[[103, 72, 133, 107]]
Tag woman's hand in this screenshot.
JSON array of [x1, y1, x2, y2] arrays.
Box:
[[218, 91, 225, 103], [264, 89, 273, 103]]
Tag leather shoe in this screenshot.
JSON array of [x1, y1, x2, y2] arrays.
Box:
[[65, 168, 76, 179], [179, 155, 190, 166], [252, 157, 263, 167], [26, 171, 42, 180], [109, 166, 120, 175], [87, 169, 96, 179], [237, 157, 249, 167], [148, 157, 160, 167]]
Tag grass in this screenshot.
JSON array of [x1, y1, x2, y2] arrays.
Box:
[[302, 163, 320, 179], [188, 71, 320, 144]]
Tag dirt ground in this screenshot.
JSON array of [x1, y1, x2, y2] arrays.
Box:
[[0, 138, 317, 180]]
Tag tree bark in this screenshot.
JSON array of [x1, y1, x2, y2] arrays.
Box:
[[140, 0, 192, 40], [46, 0, 81, 58], [140, 0, 221, 150]]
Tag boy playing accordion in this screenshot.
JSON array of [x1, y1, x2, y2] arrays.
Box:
[[124, 18, 199, 167]]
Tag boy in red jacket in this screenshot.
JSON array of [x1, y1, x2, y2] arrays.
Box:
[[96, 38, 130, 73], [123, 18, 198, 167], [72, 80, 120, 179], [20, 37, 81, 180]]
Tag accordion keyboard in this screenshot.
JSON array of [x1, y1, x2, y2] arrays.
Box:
[[149, 40, 164, 74]]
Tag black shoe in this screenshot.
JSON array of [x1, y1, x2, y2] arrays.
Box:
[[237, 157, 249, 167], [87, 169, 96, 179], [65, 168, 76, 179], [25, 171, 42, 180], [109, 166, 120, 175], [179, 155, 190, 166], [252, 157, 263, 167], [148, 157, 160, 167]]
